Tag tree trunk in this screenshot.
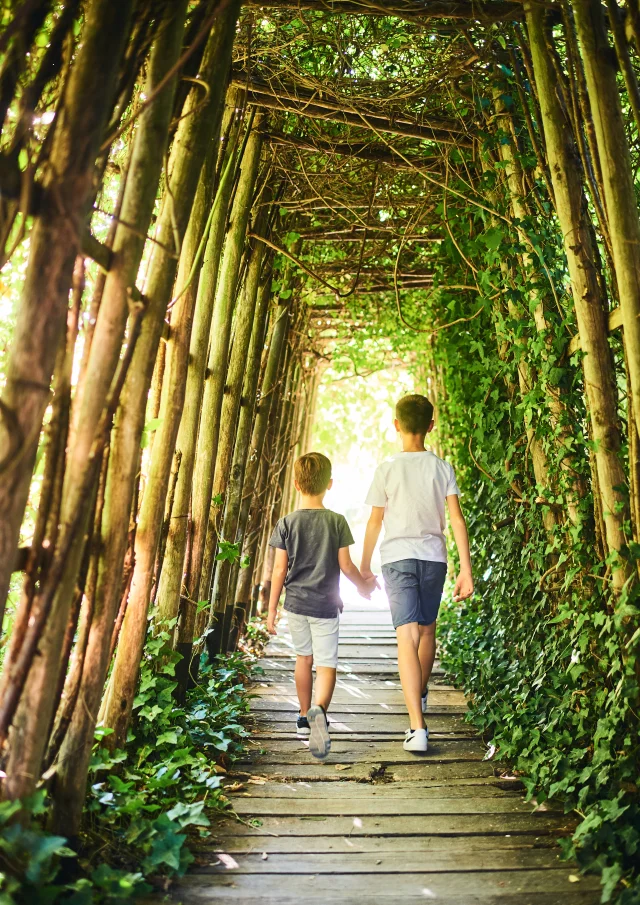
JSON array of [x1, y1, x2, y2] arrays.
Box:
[[207, 211, 273, 655], [156, 99, 245, 668], [572, 0, 640, 451], [492, 88, 582, 526], [188, 119, 265, 627], [232, 295, 294, 620], [0, 0, 135, 629], [525, 1, 630, 586], [50, 4, 241, 826]]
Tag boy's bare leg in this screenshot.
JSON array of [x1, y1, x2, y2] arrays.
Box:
[[314, 666, 337, 712], [295, 654, 313, 715], [396, 622, 425, 730], [418, 622, 436, 693]]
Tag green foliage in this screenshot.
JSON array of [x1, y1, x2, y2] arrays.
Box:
[[215, 539, 242, 565], [0, 627, 254, 903]]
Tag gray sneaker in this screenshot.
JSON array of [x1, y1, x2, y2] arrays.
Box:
[[307, 705, 331, 759]]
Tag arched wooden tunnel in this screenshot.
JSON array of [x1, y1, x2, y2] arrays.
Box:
[[0, 0, 639, 901]]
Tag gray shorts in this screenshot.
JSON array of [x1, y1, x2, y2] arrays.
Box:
[[286, 613, 340, 668], [382, 559, 447, 629]]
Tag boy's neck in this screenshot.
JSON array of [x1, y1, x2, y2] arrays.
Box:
[[400, 432, 427, 453], [298, 492, 327, 509]]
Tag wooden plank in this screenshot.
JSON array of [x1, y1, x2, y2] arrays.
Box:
[[172, 869, 600, 896], [239, 737, 487, 764], [248, 686, 466, 705], [229, 761, 517, 783], [253, 714, 472, 732], [195, 849, 566, 873], [229, 796, 543, 816], [213, 814, 576, 838], [223, 781, 526, 800], [265, 645, 403, 658], [259, 661, 411, 674], [157, 893, 601, 905], [197, 833, 559, 855], [254, 729, 477, 740], [249, 700, 468, 714]]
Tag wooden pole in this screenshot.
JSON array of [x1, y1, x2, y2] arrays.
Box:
[[525, 1, 630, 586]]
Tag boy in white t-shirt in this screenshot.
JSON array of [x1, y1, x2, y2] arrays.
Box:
[[361, 394, 473, 753]]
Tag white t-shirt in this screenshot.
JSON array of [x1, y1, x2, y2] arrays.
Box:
[[365, 451, 459, 565]]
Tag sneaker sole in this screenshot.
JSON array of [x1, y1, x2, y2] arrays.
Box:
[[307, 705, 330, 759], [296, 728, 311, 738], [403, 728, 429, 754]]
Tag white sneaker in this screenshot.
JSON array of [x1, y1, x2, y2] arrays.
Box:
[[421, 688, 429, 714], [403, 727, 428, 753]]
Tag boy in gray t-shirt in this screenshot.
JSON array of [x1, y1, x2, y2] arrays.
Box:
[[267, 452, 374, 759], [361, 394, 474, 754]]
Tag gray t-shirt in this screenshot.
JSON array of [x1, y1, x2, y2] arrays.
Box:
[[269, 509, 354, 618]]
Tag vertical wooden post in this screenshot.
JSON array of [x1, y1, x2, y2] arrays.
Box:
[[51, 4, 241, 796], [189, 118, 265, 630], [572, 0, 640, 446], [0, 0, 135, 625], [525, 1, 630, 585]]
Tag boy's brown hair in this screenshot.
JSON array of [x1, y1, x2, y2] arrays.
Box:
[[294, 452, 332, 495], [396, 394, 434, 434]]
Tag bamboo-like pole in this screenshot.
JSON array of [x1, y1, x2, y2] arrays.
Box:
[[49, 5, 241, 827], [0, 0, 136, 629], [525, 1, 630, 586], [189, 119, 265, 629], [492, 86, 582, 526], [572, 0, 640, 450], [0, 0, 137, 805], [156, 98, 245, 661], [215, 269, 273, 643], [230, 289, 298, 621], [205, 201, 273, 655]]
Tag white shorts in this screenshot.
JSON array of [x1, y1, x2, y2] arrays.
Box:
[[286, 613, 340, 668]]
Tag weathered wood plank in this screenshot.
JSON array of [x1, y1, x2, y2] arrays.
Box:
[[253, 714, 472, 732], [229, 761, 519, 783], [195, 849, 566, 873], [248, 686, 466, 705], [239, 737, 488, 764], [229, 796, 546, 816], [198, 833, 558, 855], [159, 891, 600, 905], [172, 869, 599, 896], [156, 894, 601, 905], [223, 781, 526, 800], [212, 814, 576, 837], [249, 700, 468, 714], [254, 730, 477, 742]]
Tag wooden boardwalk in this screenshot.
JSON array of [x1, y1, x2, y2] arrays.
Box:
[[170, 600, 600, 904]]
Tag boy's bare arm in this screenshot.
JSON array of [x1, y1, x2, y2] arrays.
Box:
[[267, 548, 288, 634], [338, 547, 376, 598], [360, 506, 384, 579], [446, 495, 473, 601]]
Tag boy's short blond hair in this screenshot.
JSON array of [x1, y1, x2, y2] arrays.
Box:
[[294, 452, 332, 495], [396, 394, 434, 434]]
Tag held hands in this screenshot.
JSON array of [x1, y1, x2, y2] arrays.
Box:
[[453, 570, 474, 602], [359, 569, 381, 600]]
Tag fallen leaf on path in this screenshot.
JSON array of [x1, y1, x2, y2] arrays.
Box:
[[262, 852, 268, 860], [569, 875, 580, 883], [335, 764, 351, 771]]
